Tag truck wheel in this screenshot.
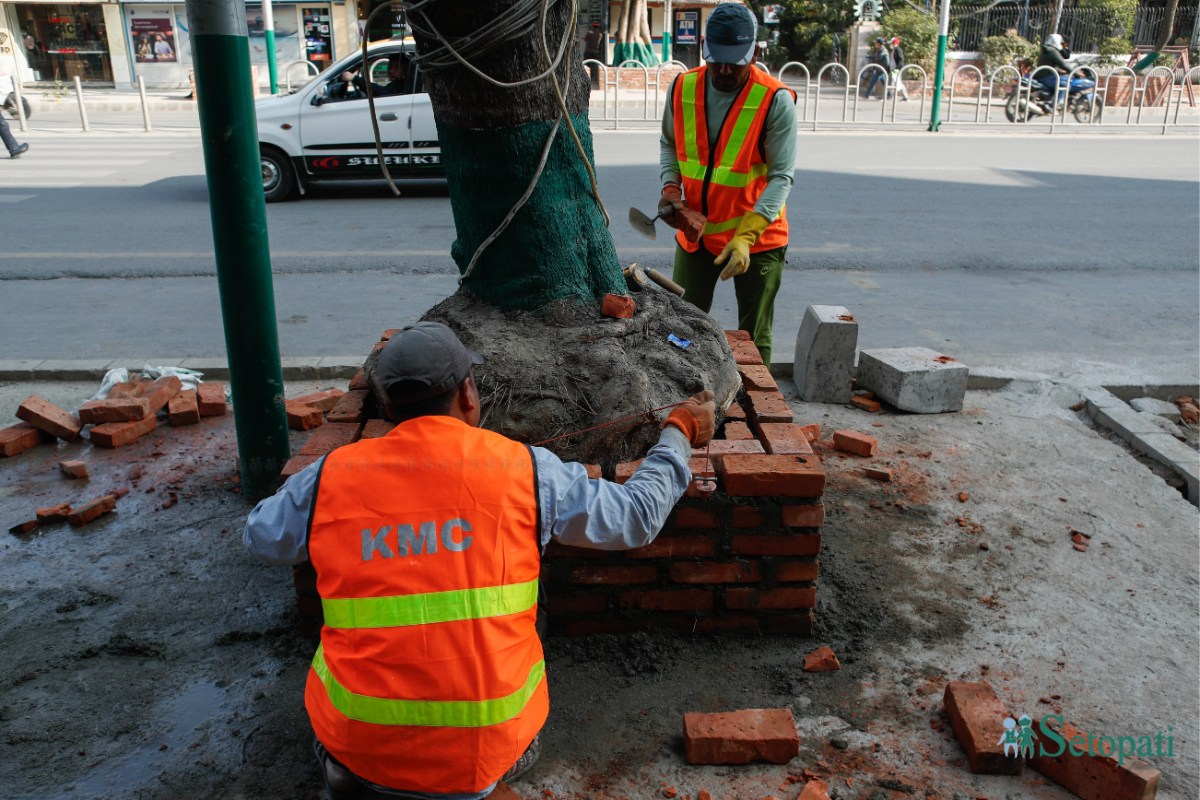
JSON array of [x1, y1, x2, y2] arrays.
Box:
[[261, 146, 297, 202]]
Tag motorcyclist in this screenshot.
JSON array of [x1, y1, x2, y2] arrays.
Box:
[[1036, 33, 1072, 102]]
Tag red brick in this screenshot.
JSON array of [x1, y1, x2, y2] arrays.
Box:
[[737, 364, 777, 392], [745, 391, 793, 424], [197, 382, 227, 416], [562, 619, 645, 636], [619, 589, 713, 612], [78, 397, 151, 424], [547, 594, 610, 614], [670, 561, 762, 584], [683, 708, 799, 765], [380, 328, 401, 342], [615, 460, 643, 484], [600, 293, 636, 319], [942, 681, 1023, 775], [705, 438, 766, 467], [724, 329, 752, 343], [299, 422, 360, 456], [90, 414, 157, 448], [673, 508, 720, 529], [723, 402, 747, 422], [1028, 718, 1161, 799], [833, 429, 878, 457], [798, 423, 821, 442], [16, 396, 83, 442], [291, 388, 344, 412], [726, 587, 816, 610], [730, 339, 764, 366], [141, 376, 183, 415], [775, 560, 819, 582], [59, 460, 89, 479], [720, 454, 825, 497], [802, 645, 841, 672], [0, 423, 43, 457], [9, 519, 38, 535], [543, 541, 618, 559], [67, 495, 118, 526], [781, 503, 824, 529], [107, 381, 143, 399], [359, 419, 395, 439], [851, 395, 882, 412], [626, 535, 716, 559], [799, 781, 831, 800], [348, 369, 368, 391], [731, 533, 820, 556], [722, 421, 755, 440], [759, 423, 814, 456], [327, 390, 369, 424], [286, 402, 324, 431], [584, 463, 602, 479], [280, 454, 321, 481], [687, 457, 716, 480], [864, 466, 892, 482], [569, 565, 657, 585], [36, 503, 73, 523], [731, 506, 765, 528], [168, 389, 201, 427], [765, 611, 816, 635]]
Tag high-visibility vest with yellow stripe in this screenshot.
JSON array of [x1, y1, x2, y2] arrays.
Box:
[[305, 415, 547, 794], [672, 65, 794, 256]]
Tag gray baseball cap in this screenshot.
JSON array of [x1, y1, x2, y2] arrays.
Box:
[[703, 3, 758, 66], [376, 322, 483, 403]]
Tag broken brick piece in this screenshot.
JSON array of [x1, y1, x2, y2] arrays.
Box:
[[67, 495, 118, 526], [197, 382, 227, 417], [832, 430, 878, 457], [0, 423, 44, 457], [107, 381, 144, 399], [798, 423, 821, 442], [864, 467, 892, 482], [684, 708, 799, 765], [141, 376, 184, 416], [850, 395, 882, 412], [36, 503, 73, 523], [327, 390, 369, 424], [1028, 718, 1160, 800], [16, 395, 83, 442], [943, 681, 1023, 775], [290, 388, 344, 412], [600, 293, 636, 319], [59, 460, 89, 480], [484, 783, 523, 800], [299, 422, 360, 456], [798, 782, 831, 800], [286, 402, 325, 431], [168, 389, 201, 427], [9, 519, 38, 534], [78, 397, 152, 424], [359, 419, 395, 439], [958, 491, 970, 503], [802, 645, 841, 672], [279, 454, 321, 482], [90, 414, 158, 448]]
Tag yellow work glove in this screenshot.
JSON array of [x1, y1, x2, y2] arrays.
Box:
[[714, 211, 771, 281]]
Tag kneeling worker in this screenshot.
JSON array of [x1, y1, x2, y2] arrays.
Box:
[[244, 322, 715, 800]]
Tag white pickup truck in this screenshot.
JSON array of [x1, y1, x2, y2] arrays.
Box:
[[254, 41, 441, 201]]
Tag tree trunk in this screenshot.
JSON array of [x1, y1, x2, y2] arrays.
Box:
[[637, 0, 653, 47], [617, 0, 632, 46], [1154, 0, 1179, 51], [385, 0, 741, 465]]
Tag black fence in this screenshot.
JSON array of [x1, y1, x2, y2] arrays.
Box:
[[951, 3, 1197, 53]]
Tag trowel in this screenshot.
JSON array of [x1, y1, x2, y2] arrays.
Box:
[[628, 206, 672, 240]]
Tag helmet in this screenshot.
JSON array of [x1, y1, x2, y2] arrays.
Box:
[[1044, 33, 1063, 49]]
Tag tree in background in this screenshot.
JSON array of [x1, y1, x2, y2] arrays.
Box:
[[613, 0, 659, 65], [980, 29, 1039, 74], [754, 0, 857, 69], [1082, 0, 1137, 64], [880, 6, 939, 74]]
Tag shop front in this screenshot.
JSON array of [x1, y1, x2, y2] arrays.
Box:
[[122, 2, 188, 85], [246, 2, 336, 85], [8, 1, 113, 83]]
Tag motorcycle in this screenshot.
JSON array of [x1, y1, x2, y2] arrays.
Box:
[[1005, 72, 1100, 124], [0, 73, 33, 120]]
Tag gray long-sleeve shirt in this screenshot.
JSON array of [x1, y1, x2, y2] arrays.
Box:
[[659, 68, 797, 222]]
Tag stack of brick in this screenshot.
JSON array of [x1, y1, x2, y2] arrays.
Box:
[[287, 329, 826, 638]]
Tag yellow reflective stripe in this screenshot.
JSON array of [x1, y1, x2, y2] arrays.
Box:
[[716, 83, 768, 174], [681, 71, 699, 166], [322, 579, 538, 629], [678, 159, 707, 181], [703, 215, 744, 235], [312, 645, 546, 728], [708, 162, 768, 189]]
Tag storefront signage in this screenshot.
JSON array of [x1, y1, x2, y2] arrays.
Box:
[[675, 11, 698, 45], [130, 14, 177, 63]]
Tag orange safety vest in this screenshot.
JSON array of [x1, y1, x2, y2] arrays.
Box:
[[672, 65, 795, 256], [305, 415, 547, 794]]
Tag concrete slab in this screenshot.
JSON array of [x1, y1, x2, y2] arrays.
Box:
[[793, 305, 857, 404], [1130, 396, 1181, 420], [856, 347, 969, 413]]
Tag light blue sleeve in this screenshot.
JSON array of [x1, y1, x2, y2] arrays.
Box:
[[242, 456, 324, 565], [533, 427, 692, 550], [753, 89, 797, 222], [660, 77, 681, 185]]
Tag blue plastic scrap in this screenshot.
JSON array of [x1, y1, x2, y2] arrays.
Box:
[[667, 333, 692, 349]]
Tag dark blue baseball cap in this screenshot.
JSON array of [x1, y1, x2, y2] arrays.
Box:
[[376, 322, 483, 403], [703, 4, 758, 66]]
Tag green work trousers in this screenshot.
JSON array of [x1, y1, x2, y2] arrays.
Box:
[[672, 244, 787, 365]]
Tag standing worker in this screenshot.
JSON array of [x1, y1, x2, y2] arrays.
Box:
[[582, 21, 605, 87], [243, 322, 716, 800], [657, 2, 796, 366]]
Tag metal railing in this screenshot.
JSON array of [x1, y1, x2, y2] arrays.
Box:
[[952, 4, 1198, 53], [282, 60, 321, 93]]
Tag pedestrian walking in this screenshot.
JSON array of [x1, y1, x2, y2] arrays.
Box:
[[657, 3, 797, 365], [243, 322, 716, 800], [583, 21, 605, 87], [862, 37, 892, 99], [889, 36, 909, 100], [0, 112, 29, 159]]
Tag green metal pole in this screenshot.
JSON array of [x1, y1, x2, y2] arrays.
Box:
[[262, 0, 279, 94], [662, 0, 673, 63], [928, 0, 951, 131], [186, 0, 290, 498]]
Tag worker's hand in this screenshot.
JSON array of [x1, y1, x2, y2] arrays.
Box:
[[663, 389, 716, 448], [658, 183, 684, 229], [715, 211, 771, 281]]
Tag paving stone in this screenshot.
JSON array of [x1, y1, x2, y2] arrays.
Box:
[[857, 347, 969, 413]]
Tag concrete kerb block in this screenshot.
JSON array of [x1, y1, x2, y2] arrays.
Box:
[[31, 359, 116, 381], [1130, 397, 1182, 421], [179, 358, 230, 380], [856, 347, 969, 413], [316, 357, 364, 380], [0, 360, 46, 381], [278, 357, 324, 379], [793, 305, 857, 404]]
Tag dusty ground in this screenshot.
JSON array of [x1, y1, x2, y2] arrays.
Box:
[[1, 376, 1196, 800]]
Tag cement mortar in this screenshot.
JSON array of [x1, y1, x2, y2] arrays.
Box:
[[0, 378, 1196, 799]]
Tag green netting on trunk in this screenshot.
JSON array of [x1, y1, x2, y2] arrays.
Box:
[[438, 113, 626, 311], [612, 42, 661, 66]]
